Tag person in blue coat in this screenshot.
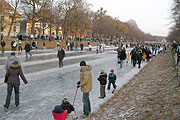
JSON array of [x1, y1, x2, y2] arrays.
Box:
[[107, 69, 117, 93]]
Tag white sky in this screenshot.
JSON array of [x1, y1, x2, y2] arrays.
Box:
[[87, 0, 172, 36]]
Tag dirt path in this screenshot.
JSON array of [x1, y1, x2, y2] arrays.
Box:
[[90, 51, 180, 120]]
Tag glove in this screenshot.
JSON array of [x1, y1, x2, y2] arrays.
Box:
[[76, 81, 80, 85], [77, 84, 80, 88]]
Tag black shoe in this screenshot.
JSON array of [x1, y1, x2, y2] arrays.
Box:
[[16, 104, 19, 107], [4, 105, 8, 110], [73, 116, 78, 120], [98, 97, 104, 99]]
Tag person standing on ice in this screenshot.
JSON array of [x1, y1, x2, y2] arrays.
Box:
[[97, 69, 107, 99], [107, 69, 117, 93], [77, 60, 92, 119], [4, 61, 28, 110], [57, 46, 65, 68], [117, 47, 126, 68], [24, 42, 32, 59]]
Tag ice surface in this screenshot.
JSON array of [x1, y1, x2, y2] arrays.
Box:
[[0, 47, 147, 120]]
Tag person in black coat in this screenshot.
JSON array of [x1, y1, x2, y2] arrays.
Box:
[[97, 70, 107, 99], [4, 61, 28, 109], [130, 48, 137, 67], [137, 48, 143, 68], [24, 42, 32, 59], [61, 98, 78, 120], [57, 47, 65, 67], [145, 47, 151, 62], [1, 40, 6, 53], [117, 47, 126, 68]]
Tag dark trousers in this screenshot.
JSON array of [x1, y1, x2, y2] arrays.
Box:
[[177, 56, 180, 65], [96, 49, 98, 54], [18, 46, 22, 52], [133, 60, 137, 67], [107, 80, 117, 90], [100, 85, 106, 97], [138, 60, 141, 68], [5, 84, 19, 108], [83, 93, 91, 115], [59, 59, 63, 67], [1, 47, 4, 53]]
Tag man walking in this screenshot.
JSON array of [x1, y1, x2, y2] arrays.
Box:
[[1, 40, 6, 53], [77, 61, 92, 118], [24, 42, 32, 59], [57, 47, 65, 67]]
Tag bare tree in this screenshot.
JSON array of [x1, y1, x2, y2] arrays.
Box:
[[6, 0, 21, 40]]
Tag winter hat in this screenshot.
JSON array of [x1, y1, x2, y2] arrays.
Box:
[[11, 52, 16, 56], [62, 98, 68, 102], [53, 105, 64, 114], [80, 61, 86, 66], [12, 61, 18, 65], [110, 69, 114, 73]]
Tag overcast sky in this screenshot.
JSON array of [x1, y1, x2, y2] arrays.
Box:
[[87, 0, 171, 36]]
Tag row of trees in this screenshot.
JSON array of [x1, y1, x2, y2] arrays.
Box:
[[3, 0, 161, 42], [168, 0, 180, 42]]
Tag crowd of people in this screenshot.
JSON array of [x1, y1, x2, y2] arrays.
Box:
[[1, 35, 168, 120]]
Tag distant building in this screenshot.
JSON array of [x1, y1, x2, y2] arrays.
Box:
[[0, 0, 22, 36]]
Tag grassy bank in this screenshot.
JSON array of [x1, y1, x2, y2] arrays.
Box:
[[90, 50, 180, 119]]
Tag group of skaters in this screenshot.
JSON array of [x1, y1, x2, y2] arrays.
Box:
[[116, 43, 167, 69], [96, 43, 106, 54]]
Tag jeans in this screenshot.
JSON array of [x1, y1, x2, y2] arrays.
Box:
[[119, 60, 123, 68], [5, 84, 20, 108], [100, 85, 106, 97], [107, 80, 117, 90], [58, 59, 63, 67], [25, 52, 32, 58], [1, 47, 4, 53], [83, 93, 91, 115]]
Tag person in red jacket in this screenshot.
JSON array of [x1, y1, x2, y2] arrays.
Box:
[[1, 33, 4, 40], [52, 105, 68, 120]]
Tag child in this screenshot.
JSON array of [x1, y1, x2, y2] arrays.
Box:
[[52, 105, 68, 120], [126, 53, 130, 63], [107, 69, 117, 93], [61, 98, 78, 120], [97, 70, 107, 99], [143, 53, 146, 62]]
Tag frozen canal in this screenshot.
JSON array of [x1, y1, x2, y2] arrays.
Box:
[[0, 48, 146, 120]]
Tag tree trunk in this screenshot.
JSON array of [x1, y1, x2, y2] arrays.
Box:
[[7, 0, 19, 40], [31, 1, 36, 38]]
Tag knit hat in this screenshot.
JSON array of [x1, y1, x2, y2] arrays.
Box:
[[110, 69, 114, 73], [80, 61, 86, 66], [53, 105, 64, 114], [11, 52, 16, 56], [62, 98, 68, 102], [12, 61, 18, 65]]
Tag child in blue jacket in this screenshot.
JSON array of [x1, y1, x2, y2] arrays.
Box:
[[107, 69, 117, 93]]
